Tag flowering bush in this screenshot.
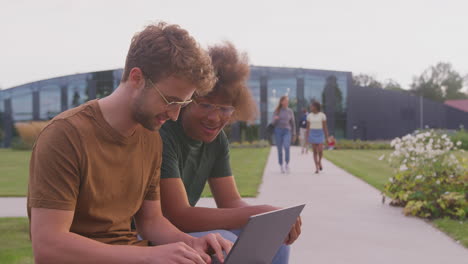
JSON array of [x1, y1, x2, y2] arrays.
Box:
[[383, 130, 467, 220]]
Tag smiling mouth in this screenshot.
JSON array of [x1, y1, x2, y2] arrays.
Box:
[[201, 123, 220, 132]]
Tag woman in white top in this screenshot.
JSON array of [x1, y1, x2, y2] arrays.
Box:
[[306, 101, 329, 174]]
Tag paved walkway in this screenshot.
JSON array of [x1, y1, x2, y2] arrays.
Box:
[[2, 146, 467, 263], [204, 146, 467, 263]]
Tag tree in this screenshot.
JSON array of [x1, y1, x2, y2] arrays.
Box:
[[383, 79, 405, 92], [352, 74, 383, 89], [411, 62, 467, 102]]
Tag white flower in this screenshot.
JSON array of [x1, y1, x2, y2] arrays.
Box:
[[378, 154, 385, 161], [436, 180, 440, 184], [415, 175, 423, 180], [457, 141, 462, 146], [399, 164, 408, 171], [442, 134, 447, 139], [389, 177, 394, 183]]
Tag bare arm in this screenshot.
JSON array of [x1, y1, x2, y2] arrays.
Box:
[[306, 120, 310, 143], [160, 177, 276, 232], [135, 199, 233, 263], [135, 200, 196, 245], [31, 208, 154, 264]]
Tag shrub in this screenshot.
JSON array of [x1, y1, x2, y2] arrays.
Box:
[[336, 139, 391, 150], [14, 121, 49, 146], [383, 130, 467, 220], [11, 137, 34, 150], [230, 140, 269, 149], [450, 130, 468, 150]]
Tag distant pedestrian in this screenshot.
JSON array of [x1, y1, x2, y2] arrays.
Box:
[[298, 108, 308, 154], [273, 96, 296, 173], [306, 102, 329, 174]]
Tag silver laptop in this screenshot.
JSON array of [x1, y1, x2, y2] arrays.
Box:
[[214, 204, 305, 264]]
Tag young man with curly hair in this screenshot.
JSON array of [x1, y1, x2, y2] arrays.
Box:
[[27, 22, 232, 264], [159, 42, 302, 264]]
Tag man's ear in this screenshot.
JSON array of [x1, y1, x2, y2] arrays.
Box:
[[128, 67, 145, 88]]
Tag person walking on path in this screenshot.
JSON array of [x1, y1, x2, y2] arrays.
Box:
[[306, 101, 329, 174], [273, 96, 296, 173], [159, 42, 300, 264], [298, 108, 308, 154]]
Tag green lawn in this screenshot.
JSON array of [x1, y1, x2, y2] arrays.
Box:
[[323, 150, 393, 191], [0, 147, 270, 197], [202, 147, 270, 197], [0, 218, 33, 264], [324, 149, 468, 248], [0, 149, 30, 197]]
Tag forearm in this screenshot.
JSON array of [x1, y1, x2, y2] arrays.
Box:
[[34, 232, 151, 264], [138, 215, 194, 246], [219, 198, 250, 208], [167, 205, 275, 232]]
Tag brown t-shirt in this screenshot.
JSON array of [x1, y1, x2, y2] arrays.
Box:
[[27, 100, 161, 246]]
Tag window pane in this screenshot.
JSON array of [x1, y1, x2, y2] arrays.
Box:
[[40, 85, 61, 120], [267, 78, 297, 124], [247, 79, 260, 124], [11, 88, 33, 121], [68, 80, 88, 108], [304, 75, 326, 107]]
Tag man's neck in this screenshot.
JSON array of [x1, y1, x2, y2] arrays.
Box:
[[98, 85, 138, 137]]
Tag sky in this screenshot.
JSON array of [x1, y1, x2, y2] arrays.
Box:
[[1, 0, 467, 90]]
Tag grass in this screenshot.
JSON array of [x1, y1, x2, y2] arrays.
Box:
[[324, 149, 468, 248], [434, 218, 468, 247], [202, 147, 271, 197], [0, 149, 30, 197], [323, 150, 393, 191], [0, 147, 271, 198], [0, 218, 33, 264]]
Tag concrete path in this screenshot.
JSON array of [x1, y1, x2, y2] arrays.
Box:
[[2, 146, 467, 263], [254, 147, 468, 263]]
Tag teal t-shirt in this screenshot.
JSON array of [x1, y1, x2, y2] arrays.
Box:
[[160, 120, 232, 206]]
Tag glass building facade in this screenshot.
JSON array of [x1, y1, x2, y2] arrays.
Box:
[[0, 67, 351, 147]]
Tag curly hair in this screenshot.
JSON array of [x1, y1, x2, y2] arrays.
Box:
[[205, 42, 258, 122], [122, 22, 216, 95]]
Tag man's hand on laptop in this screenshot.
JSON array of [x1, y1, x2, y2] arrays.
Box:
[[285, 216, 302, 245], [149, 242, 207, 264], [188, 233, 233, 264]]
